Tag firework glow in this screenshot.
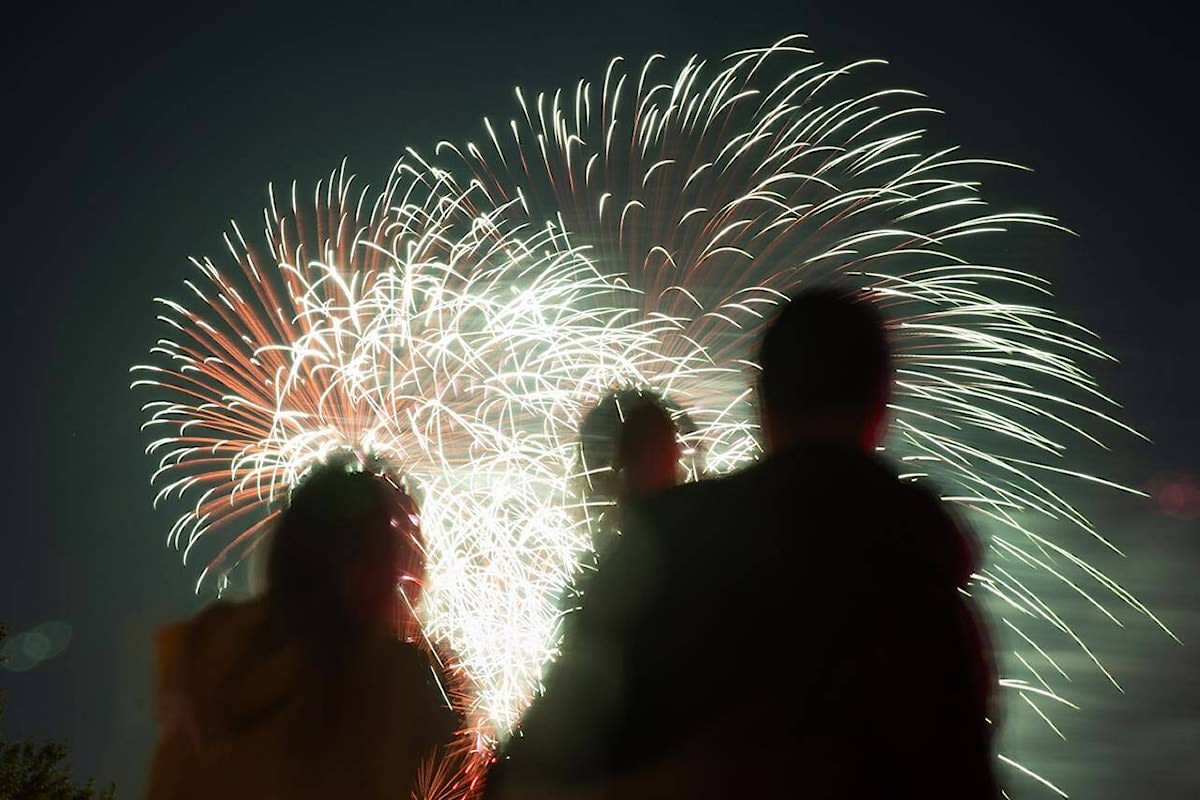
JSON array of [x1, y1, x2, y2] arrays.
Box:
[[133, 162, 662, 794], [135, 34, 1169, 797]]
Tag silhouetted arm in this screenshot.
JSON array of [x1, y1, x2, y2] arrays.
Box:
[[485, 524, 663, 798], [856, 551, 999, 799], [146, 623, 193, 800]]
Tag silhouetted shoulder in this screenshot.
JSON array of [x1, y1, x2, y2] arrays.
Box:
[[357, 635, 456, 742], [889, 479, 982, 588], [626, 468, 756, 543]]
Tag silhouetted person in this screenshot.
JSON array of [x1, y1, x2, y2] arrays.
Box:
[[486, 289, 998, 799], [575, 390, 696, 553], [147, 462, 455, 800], [614, 398, 682, 500]]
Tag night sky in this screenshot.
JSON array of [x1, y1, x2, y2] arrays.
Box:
[[2, 1, 1196, 798]]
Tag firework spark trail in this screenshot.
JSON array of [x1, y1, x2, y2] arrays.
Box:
[[136, 33, 1169, 798], [420, 33, 1170, 789], [133, 161, 657, 789]]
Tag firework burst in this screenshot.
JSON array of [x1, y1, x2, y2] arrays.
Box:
[[136, 34, 1169, 798], [419, 33, 1171, 792], [132, 161, 659, 791]]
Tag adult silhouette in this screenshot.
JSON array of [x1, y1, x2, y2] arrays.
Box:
[[487, 288, 998, 799], [147, 461, 455, 800]]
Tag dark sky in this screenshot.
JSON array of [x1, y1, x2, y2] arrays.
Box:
[[1, 1, 1196, 798]]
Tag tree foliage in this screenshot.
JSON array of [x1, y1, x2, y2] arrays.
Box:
[[1, 625, 116, 800]]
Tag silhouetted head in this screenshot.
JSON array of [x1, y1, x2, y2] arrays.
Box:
[[578, 389, 693, 506], [266, 461, 424, 643], [615, 398, 682, 498], [756, 288, 892, 454]]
